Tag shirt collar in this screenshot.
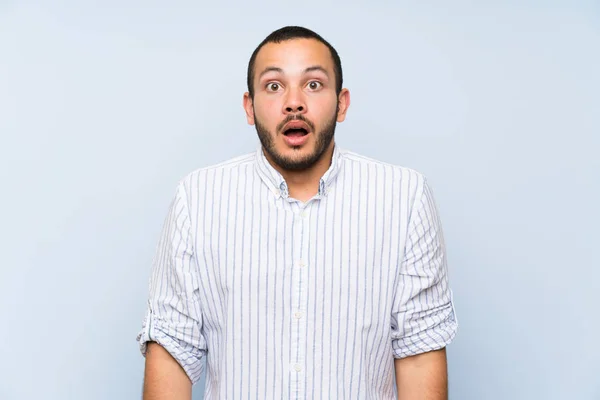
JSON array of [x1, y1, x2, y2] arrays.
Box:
[[254, 143, 344, 199]]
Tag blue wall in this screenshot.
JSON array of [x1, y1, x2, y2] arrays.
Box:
[[1, 1, 598, 399]]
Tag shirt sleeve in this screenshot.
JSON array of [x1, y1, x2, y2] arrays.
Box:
[[136, 181, 207, 384], [390, 176, 458, 359]]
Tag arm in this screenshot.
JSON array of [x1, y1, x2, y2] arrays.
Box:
[[390, 175, 457, 399], [143, 342, 192, 400], [136, 181, 207, 397], [394, 348, 448, 400]]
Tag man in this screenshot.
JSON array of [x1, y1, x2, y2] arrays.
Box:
[[137, 26, 458, 399]]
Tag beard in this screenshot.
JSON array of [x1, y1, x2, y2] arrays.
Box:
[[254, 108, 338, 171]]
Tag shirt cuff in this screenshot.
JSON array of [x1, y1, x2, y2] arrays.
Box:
[[391, 298, 458, 359], [136, 310, 206, 384]]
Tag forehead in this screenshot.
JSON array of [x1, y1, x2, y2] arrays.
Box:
[[254, 38, 334, 76]]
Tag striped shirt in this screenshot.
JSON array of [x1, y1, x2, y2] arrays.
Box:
[[137, 143, 458, 399]]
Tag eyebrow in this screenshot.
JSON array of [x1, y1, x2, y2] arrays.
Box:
[[258, 65, 330, 80]]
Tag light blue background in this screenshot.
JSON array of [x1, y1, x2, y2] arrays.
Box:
[[1, 1, 598, 399]]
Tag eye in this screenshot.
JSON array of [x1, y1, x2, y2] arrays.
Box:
[[266, 82, 281, 92], [307, 81, 322, 90]]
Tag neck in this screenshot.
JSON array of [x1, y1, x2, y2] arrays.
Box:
[[264, 142, 335, 202]]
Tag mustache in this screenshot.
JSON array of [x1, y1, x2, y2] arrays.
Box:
[[276, 115, 315, 132]]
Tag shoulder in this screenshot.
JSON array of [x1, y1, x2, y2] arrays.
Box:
[[339, 148, 427, 192], [177, 151, 256, 188]]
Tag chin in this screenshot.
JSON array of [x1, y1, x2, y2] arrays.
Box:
[[282, 143, 315, 155]]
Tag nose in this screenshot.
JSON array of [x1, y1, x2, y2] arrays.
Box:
[[283, 87, 306, 114]]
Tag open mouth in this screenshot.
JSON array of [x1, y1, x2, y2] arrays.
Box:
[[283, 127, 310, 137]]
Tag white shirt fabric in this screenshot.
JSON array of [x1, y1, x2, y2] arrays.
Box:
[[137, 143, 458, 399]]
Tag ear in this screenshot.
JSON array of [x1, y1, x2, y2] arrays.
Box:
[[336, 88, 351, 123], [243, 92, 255, 125]]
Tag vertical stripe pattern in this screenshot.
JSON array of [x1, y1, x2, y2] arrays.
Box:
[[137, 145, 458, 399]]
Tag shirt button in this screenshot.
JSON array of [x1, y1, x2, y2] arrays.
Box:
[[298, 260, 305, 268], [294, 364, 302, 372], [301, 211, 308, 218], [295, 311, 303, 319]]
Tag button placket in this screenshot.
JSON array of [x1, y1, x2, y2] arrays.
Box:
[[290, 203, 310, 398]]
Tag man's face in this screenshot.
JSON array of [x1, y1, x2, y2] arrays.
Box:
[[244, 38, 349, 171]]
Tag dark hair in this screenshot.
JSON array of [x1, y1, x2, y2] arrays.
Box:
[[246, 26, 343, 99]]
